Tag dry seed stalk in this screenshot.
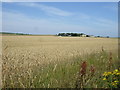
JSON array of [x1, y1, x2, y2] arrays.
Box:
[[102, 46, 104, 52], [90, 65, 95, 76], [75, 61, 87, 88], [80, 61, 87, 76], [108, 52, 112, 70]]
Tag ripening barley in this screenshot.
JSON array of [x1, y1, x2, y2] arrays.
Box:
[[1, 36, 118, 88]]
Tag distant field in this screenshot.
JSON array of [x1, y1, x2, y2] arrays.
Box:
[[1, 36, 119, 88]]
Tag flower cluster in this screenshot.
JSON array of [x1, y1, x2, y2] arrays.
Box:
[[102, 68, 120, 88]]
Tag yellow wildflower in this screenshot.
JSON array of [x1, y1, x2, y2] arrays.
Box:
[[103, 72, 112, 76], [114, 69, 118, 72], [112, 83, 116, 86], [112, 72, 116, 75], [103, 72, 108, 76], [114, 80, 119, 83], [107, 72, 112, 75], [111, 82, 117, 86], [113, 69, 119, 75], [103, 78, 107, 80], [116, 72, 120, 75]]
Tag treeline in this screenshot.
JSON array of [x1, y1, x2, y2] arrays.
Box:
[[0, 32, 30, 35], [57, 33, 91, 37], [57, 33, 109, 38]]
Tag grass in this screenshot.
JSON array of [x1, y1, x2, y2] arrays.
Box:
[[1, 36, 119, 88], [2, 50, 119, 88]]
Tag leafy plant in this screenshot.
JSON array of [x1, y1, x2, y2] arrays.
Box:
[[102, 68, 120, 88]]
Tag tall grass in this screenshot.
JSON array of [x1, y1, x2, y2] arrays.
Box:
[[2, 50, 119, 88]]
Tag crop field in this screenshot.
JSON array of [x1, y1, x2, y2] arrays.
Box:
[[1, 36, 120, 88]]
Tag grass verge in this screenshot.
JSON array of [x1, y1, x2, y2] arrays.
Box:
[[3, 50, 120, 88]]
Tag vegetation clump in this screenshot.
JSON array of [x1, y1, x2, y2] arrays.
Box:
[[102, 68, 120, 88], [57, 32, 91, 37]]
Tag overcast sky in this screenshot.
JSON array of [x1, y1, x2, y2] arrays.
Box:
[[2, 2, 118, 37]]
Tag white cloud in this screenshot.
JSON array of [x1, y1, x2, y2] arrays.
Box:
[[79, 13, 91, 20], [92, 17, 117, 28], [2, 10, 118, 37], [72, 12, 117, 29], [18, 2, 73, 17], [2, 1, 118, 37], [2, 11, 91, 34], [103, 5, 118, 11]]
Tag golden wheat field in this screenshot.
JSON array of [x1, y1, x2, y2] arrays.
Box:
[[2, 36, 118, 65], [1, 35, 119, 88]]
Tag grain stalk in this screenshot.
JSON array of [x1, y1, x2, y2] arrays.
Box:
[[90, 65, 95, 76], [75, 61, 87, 88], [108, 52, 112, 70]]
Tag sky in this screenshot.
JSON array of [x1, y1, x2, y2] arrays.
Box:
[[1, 2, 118, 37]]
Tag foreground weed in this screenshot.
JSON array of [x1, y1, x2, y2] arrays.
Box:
[[107, 52, 113, 70], [102, 68, 120, 88], [75, 61, 87, 88]]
